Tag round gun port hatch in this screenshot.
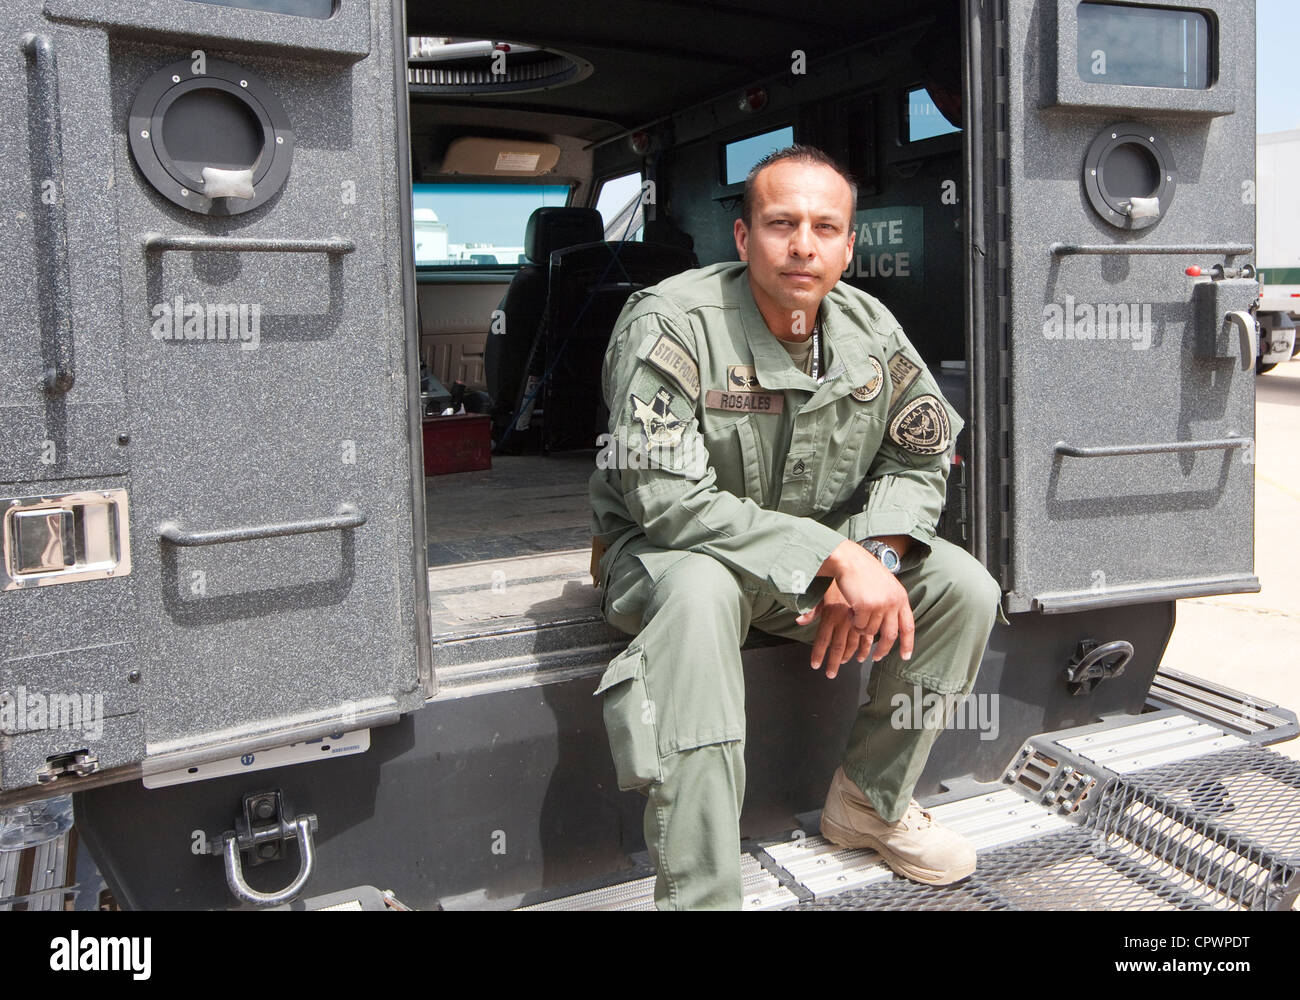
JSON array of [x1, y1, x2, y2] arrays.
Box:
[[1083, 123, 1177, 231], [128, 59, 293, 216]]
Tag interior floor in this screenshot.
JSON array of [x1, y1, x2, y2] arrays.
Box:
[[424, 453, 600, 635], [424, 453, 593, 566]]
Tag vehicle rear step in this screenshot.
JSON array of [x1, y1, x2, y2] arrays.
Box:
[[516, 708, 1300, 911]]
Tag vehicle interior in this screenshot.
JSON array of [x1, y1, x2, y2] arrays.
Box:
[[405, 0, 972, 641]]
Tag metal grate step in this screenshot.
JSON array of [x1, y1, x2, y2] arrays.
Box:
[[804, 745, 1300, 911], [1146, 666, 1299, 742]]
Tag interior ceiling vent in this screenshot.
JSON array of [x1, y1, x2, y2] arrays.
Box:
[[407, 38, 593, 96]]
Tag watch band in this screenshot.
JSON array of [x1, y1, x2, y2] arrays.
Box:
[[860, 538, 901, 575]]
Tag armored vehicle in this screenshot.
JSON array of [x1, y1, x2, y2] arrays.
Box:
[[3, 0, 1298, 911]]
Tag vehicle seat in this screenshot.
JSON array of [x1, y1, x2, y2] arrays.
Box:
[[537, 240, 698, 452], [487, 206, 604, 440]]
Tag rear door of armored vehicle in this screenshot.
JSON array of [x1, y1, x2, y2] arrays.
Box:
[[986, 1, 1259, 615], [0, 0, 430, 799]]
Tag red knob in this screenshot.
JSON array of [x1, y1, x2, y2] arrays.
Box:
[[1185, 266, 1202, 277]]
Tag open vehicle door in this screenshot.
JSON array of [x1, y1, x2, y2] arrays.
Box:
[[988, 0, 1259, 614], [1, 0, 430, 798]]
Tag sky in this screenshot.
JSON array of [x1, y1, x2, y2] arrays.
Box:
[[1258, 0, 1299, 134]]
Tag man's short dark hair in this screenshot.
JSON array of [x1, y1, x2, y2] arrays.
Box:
[[740, 144, 858, 228]]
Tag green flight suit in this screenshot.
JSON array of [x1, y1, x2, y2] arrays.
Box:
[[588, 261, 1003, 910]]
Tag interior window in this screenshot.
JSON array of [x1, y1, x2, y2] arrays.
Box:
[[412, 182, 569, 267], [905, 87, 961, 142], [593, 172, 645, 240], [722, 126, 795, 185]]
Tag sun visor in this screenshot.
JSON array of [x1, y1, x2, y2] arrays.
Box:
[[440, 137, 560, 176]]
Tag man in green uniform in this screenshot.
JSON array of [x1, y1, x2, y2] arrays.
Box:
[[589, 145, 1003, 909]]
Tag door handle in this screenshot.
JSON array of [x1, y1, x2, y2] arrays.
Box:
[[158, 504, 365, 547], [1053, 437, 1247, 458], [23, 34, 75, 395], [1224, 310, 1256, 373]]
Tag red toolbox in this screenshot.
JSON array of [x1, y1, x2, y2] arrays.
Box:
[[421, 413, 492, 476]]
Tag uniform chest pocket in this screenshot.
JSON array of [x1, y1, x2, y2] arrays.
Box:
[[815, 411, 883, 511], [701, 413, 767, 507]]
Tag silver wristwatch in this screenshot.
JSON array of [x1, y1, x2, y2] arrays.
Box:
[[860, 539, 901, 575]]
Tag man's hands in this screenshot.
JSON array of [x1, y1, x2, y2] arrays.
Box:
[[797, 538, 916, 678]]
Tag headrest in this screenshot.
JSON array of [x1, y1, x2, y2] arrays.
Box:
[[643, 215, 695, 252], [524, 207, 604, 264]]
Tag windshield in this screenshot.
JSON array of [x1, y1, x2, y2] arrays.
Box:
[[412, 182, 570, 267]]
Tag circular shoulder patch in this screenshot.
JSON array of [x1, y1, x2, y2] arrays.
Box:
[[888, 394, 951, 455], [850, 356, 885, 402]]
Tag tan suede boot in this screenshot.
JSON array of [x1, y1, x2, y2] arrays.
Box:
[[819, 766, 976, 885]]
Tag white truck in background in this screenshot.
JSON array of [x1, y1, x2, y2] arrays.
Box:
[[1256, 129, 1300, 373]]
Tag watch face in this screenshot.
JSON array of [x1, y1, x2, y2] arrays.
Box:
[[864, 540, 901, 574]]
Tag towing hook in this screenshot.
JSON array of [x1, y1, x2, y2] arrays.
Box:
[[218, 816, 318, 906], [1065, 639, 1135, 697], [211, 789, 319, 906]]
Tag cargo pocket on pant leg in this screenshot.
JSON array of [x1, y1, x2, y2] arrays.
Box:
[[594, 645, 663, 791]]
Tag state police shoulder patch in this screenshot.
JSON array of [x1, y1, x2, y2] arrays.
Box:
[[887, 394, 951, 455]]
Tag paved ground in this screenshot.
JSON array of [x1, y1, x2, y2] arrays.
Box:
[[1161, 358, 1300, 760]]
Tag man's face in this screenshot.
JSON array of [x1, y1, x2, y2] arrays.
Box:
[[734, 159, 856, 338]]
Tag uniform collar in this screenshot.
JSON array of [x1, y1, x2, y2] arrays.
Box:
[[805, 296, 875, 412], [737, 274, 816, 392], [736, 271, 875, 408]]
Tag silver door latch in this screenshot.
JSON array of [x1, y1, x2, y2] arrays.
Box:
[[2, 490, 131, 591]]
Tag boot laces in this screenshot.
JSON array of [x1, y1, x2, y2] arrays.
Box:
[[902, 800, 935, 831]]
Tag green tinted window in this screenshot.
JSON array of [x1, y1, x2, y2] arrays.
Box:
[[1078, 2, 1211, 89]]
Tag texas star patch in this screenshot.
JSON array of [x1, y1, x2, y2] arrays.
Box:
[[630, 387, 686, 446], [850, 356, 885, 402], [888, 394, 951, 455]]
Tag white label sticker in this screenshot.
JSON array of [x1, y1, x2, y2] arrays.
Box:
[[143, 729, 371, 788], [496, 151, 541, 172]]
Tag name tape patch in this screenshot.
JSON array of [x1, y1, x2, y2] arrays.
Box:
[[645, 334, 700, 402], [705, 389, 784, 414]]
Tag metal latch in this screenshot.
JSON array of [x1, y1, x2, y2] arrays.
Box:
[[2, 490, 131, 591], [1065, 639, 1135, 696], [35, 749, 100, 783], [209, 789, 319, 906]]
